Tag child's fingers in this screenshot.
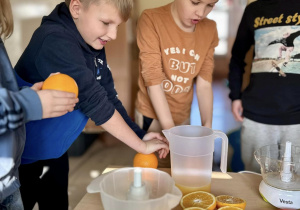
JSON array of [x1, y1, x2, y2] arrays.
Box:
[[48, 72, 60, 77], [161, 137, 169, 145], [31, 82, 43, 91], [51, 104, 75, 112], [162, 148, 169, 158], [49, 110, 68, 118], [157, 142, 169, 157], [158, 150, 162, 159], [158, 149, 166, 159], [53, 98, 78, 107], [51, 90, 77, 98]]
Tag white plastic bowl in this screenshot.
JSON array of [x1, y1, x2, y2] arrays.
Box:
[[87, 167, 182, 210]]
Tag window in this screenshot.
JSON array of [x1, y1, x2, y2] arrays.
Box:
[[208, 0, 247, 55]]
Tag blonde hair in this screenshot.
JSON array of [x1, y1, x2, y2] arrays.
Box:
[[0, 0, 14, 39], [65, 0, 133, 21]]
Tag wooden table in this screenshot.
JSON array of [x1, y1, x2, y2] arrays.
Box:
[[74, 167, 278, 210]]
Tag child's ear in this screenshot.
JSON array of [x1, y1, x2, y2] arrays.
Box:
[[69, 0, 81, 19]]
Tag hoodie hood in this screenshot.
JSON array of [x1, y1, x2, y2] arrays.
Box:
[[41, 2, 98, 55]]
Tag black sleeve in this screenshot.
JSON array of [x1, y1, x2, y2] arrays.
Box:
[[228, 5, 255, 101]]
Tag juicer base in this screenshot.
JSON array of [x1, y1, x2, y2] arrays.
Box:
[[259, 180, 300, 209]]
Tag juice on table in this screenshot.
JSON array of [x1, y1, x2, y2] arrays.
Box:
[[176, 182, 211, 195]]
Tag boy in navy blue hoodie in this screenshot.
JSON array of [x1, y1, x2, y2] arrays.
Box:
[[15, 0, 169, 209]]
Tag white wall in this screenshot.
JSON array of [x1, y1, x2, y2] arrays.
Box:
[[134, 0, 173, 18], [5, 0, 61, 66]]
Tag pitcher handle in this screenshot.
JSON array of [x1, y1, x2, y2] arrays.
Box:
[[213, 130, 228, 173]]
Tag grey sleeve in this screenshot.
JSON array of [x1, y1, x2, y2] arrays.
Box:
[[0, 87, 42, 134]]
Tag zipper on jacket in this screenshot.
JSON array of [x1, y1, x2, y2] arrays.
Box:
[[94, 57, 97, 68], [94, 57, 97, 77], [94, 57, 101, 80]]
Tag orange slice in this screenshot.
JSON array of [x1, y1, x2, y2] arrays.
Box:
[[218, 207, 243, 210], [216, 195, 246, 209], [180, 191, 216, 210], [184, 207, 206, 210]]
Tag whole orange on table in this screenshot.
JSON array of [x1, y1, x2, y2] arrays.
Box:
[[133, 153, 158, 169], [42, 73, 78, 97]]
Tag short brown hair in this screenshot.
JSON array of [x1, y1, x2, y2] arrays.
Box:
[[0, 0, 14, 39], [65, 0, 133, 21]]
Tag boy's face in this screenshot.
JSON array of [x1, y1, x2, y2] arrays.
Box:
[[70, 0, 123, 50], [173, 0, 218, 32]]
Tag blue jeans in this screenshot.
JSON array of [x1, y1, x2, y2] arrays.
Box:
[[0, 190, 24, 210]]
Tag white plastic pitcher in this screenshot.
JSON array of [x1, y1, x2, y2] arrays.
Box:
[[86, 167, 182, 210], [163, 125, 228, 195]]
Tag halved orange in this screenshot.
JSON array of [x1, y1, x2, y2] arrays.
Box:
[[218, 206, 243, 210], [184, 207, 206, 210], [216, 195, 246, 209], [180, 191, 216, 210]]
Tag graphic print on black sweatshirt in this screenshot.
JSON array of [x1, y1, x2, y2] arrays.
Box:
[[252, 26, 300, 77]]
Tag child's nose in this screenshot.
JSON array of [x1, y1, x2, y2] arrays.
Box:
[[195, 11, 203, 18], [108, 27, 117, 40], [196, 6, 206, 18]]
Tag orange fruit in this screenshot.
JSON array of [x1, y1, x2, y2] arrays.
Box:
[[184, 207, 206, 210], [133, 153, 158, 168], [216, 195, 246, 209], [218, 207, 243, 210], [42, 73, 78, 97], [180, 191, 216, 210]]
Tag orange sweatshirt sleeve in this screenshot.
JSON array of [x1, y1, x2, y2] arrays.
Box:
[[198, 21, 219, 83], [137, 11, 166, 87]]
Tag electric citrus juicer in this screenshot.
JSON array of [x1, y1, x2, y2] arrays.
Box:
[[254, 141, 300, 209]]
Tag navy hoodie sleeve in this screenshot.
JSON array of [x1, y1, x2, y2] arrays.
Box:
[[100, 58, 146, 139], [228, 4, 255, 101], [22, 32, 145, 138], [33, 33, 116, 125]]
